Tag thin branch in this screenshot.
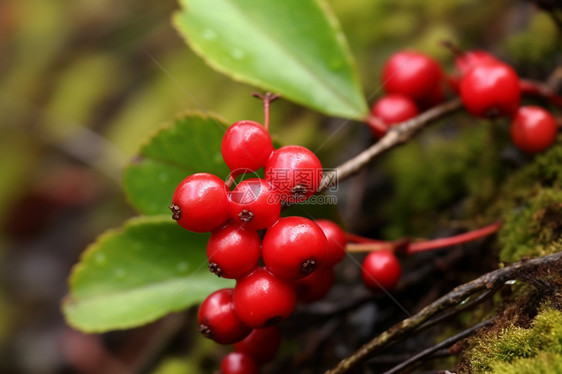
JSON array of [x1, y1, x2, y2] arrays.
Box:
[[319, 99, 462, 192], [324, 251, 562, 374], [382, 318, 494, 374]]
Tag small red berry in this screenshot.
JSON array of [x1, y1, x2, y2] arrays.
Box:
[[265, 146, 323, 203], [293, 267, 335, 303], [170, 173, 229, 233], [220, 352, 259, 374], [315, 219, 346, 266], [510, 106, 558, 154], [361, 250, 401, 292], [229, 178, 281, 230], [221, 120, 274, 177], [198, 289, 251, 345], [369, 94, 419, 137], [459, 61, 520, 118], [207, 222, 261, 279], [262, 217, 327, 280], [233, 268, 296, 329], [381, 51, 444, 104], [234, 326, 281, 364], [455, 50, 498, 74]]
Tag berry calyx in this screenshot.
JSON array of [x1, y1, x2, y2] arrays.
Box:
[[369, 94, 419, 137], [361, 250, 401, 292], [198, 289, 251, 345], [233, 267, 296, 329], [234, 326, 281, 364], [459, 61, 521, 118], [220, 352, 259, 374], [221, 120, 274, 177], [381, 51, 444, 104], [315, 219, 346, 266], [229, 178, 281, 230], [293, 266, 335, 303], [170, 173, 229, 233], [207, 222, 261, 279], [510, 106, 558, 154], [262, 217, 327, 280], [265, 145, 323, 203]]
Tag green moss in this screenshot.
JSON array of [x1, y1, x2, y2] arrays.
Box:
[[498, 188, 562, 262], [461, 306, 562, 373], [383, 121, 505, 238]]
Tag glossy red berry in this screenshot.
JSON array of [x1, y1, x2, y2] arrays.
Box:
[[220, 352, 259, 374], [207, 222, 261, 279], [293, 266, 335, 303], [459, 61, 520, 118], [262, 217, 327, 280], [233, 267, 296, 329], [221, 120, 274, 177], [510, 106, 558, 154], [361, 250, 401, 292], [315, 219, 347, 267], [198, 289, 251, 345], [170, 173, 229, 233], [381, 51, 444, 104], [265, 146, 323, 203], [369, 94, 419, 137], [234, 326, 281, 364], [229, 178, 281, 230]]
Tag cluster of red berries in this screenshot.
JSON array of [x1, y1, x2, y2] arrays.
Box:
[[368, 48, 558, 154], [170, 117, 347, 372]]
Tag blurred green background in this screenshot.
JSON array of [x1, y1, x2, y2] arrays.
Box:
[[0, 0, 559, 373]]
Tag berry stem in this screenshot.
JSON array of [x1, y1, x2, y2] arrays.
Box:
[[520, 79, 562, 108], [346, 222, 503, 254], [406, 221, 503, 254], [252, 92, 280, 131], [440, 40, 465, 57], [344, 232, 388, 244]]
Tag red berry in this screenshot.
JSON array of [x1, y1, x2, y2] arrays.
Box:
[[361, 250, 401, 292], [170, 173, 229, 233], [198, 289, 251, 345], [234, 326, 281, 364], [229, 178, 281, 230], [315, 219, 347, 267], [262, 217, 327, 280], [207, 222, 261, 279], [233, 268, 296, 329], [510, 106, 558, 154], [369, 94, 419, 137], [220, 352, 259, 374], [455, 50, 498, 74], [221, 120, 274, 177], [293, 267, 335, 303], [381, 51, 444, 104], [265, 146, 323, 203], [459, 61, 520, 118]]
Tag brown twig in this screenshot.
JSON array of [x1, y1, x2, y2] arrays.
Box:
[[382, 318, 494, 374], [319, 99, 462, 192], [324, 251, 562, 374]]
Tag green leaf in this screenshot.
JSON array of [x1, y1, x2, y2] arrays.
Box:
[[62, 216, 231, 333], [123, 111, 230, 215], [173, 0, 368, 120]]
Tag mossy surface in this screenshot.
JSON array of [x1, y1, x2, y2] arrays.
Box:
[[459, 306, 562, 373]]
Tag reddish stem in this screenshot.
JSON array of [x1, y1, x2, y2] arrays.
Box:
[[345, 232, 387, 244], [406, 222, 503, 255], [252, 92, 280, 131], [346, 222, 503, 255], [519, 79, 562, 108]]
